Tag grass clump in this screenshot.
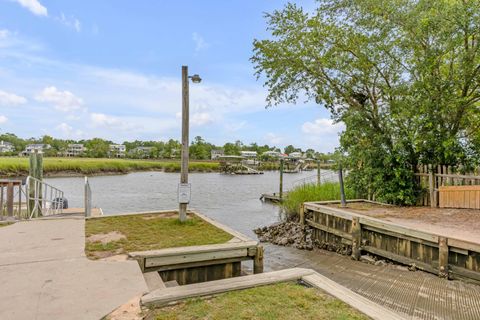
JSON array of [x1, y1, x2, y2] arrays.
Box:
[[0, 157, 220, 177], [149, 282, 368, 320], [282, 182, 354, 218], [85, 213, 232, 259]]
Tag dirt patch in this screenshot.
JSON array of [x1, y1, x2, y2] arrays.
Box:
[[327, 202, 480, 243], [140, 212, 177, 220], [86, 231, 126, 244], [106, 295, 143, 320]]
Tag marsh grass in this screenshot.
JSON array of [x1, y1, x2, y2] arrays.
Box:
[[281, 182, 354, 219], [150, 282, 368, 320], [85, 213, 233, 259], [0, 157, 219, 176]]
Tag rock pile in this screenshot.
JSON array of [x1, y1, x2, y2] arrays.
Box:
[[253, 221, 314, 250]]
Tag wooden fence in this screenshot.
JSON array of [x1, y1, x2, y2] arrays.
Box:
[[0, 180, 24, 220], [415, 165, 480, 207], [301, 200, 480, 283]]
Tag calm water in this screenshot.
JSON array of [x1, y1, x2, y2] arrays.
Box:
[[45, 170, 318, 238]]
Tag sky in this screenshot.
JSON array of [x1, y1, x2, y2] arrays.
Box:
[[0, 0, 344, 152]]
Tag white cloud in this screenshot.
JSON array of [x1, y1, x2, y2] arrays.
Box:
[[13, 0, 47, 16], [90, 113, 138, 131], [192, 32, 209, 52], [265, 132, 283, 145], [0, 115, 8, 124], [190, 112, 214, 126], [302, 118, 345, 135], [35, 86, 83, 112], [57, 13, 81, 32], [0, 90, 27, 106], [56, 122, 83, 138]]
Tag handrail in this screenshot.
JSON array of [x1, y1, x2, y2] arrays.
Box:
[[25, 176, 65, 218]]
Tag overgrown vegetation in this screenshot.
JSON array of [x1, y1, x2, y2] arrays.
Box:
[[0, 157, 220, 176], [252, 0, 480, 205], [85, 213, 232, 259], [282, 183, 354, 218], [149, 282, 368, 320]]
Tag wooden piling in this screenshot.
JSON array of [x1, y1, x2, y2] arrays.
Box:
[[339, 165, 346, 207], [317, 160, 321, 185], [351, 217, 361, 260], [279, 159, 284, 199], [6, 182, 13, 217], [299, 204, 305, 226], [253, 246, 264, 274], [438, 237, 449, 278]]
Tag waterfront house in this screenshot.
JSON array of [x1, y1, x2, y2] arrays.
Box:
[[288, 151, 304, 159], [129, 146, 154, 158], [240, 151, 257, 158], [211, 149, 224, 160], [108, 144, 126, 158], [262, 150, 280, 158], [66, 144, 86, 157], [0, 141, 14, 153], [21, 143, 51, 156]]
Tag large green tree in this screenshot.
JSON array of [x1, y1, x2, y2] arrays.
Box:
[[252, 0, 480, 204]]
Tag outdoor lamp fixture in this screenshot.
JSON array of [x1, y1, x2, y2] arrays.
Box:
[[178, 66, 201, 222], [189, 74, 202, 84]]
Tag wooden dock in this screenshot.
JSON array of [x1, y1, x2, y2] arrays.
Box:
[[260, 193, 285, 203], [301, 199, 480, 284]]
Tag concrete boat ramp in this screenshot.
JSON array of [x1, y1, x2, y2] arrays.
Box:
[[0, 216, 146, 320]]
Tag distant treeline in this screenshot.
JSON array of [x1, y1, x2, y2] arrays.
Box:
[[0, 133, 335, 162]]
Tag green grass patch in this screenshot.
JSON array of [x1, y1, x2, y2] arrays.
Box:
[[282, 182, 355, 219], [149, 282, 368, 320], [0, 222, 13, 227], [0, 157, 220, 176], [85, 213, 233, 259]]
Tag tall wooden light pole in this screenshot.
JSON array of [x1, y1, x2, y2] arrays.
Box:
[[179, 66, 201, 222]]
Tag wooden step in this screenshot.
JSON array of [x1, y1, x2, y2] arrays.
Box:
[[143, 271, 166, 292], [141, 268, 315, 307]]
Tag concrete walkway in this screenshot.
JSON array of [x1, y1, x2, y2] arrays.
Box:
[[265, 244, 480, 320], [0, 216, 147, 320]]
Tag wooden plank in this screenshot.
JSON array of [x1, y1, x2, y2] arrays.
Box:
[[360, 217, 439, 243], [145, 248, 248, 267], [141, 268, 315, 307], [144, 256, 251, 273], [143, 271, 166, 292], [448, 238, 480, 253], [363, 245, 437, 274], [362, 225, 438, 248], [302, 273, 405, 320], [129, 241, 258, 259], [306, 219, 353, 240], [450, 265, 480, 282], [192, 211, 253, 242]]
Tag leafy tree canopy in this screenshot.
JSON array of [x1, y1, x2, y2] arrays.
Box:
[[252, 0, 480, 204]]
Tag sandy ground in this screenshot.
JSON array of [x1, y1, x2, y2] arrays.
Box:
[[328, 202, 480, 243]]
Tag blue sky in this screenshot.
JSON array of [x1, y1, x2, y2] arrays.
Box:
[[0, 0, 343, 152]]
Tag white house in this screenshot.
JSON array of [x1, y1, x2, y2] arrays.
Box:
[[288, 152, 304, 159], [240, 151, 257, 158], [109, 144, 126, 158], [130, 146, 154, 158], [0, 141, 14, 153], [66, 144, 86, 157], [211, 149, 224, 160], [262, 150, 280, 158], [21, 144, 51, 156]]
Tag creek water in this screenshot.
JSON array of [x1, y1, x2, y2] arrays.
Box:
[[45, 170, 320, 238]]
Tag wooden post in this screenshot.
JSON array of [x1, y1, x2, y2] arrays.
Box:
[[428, 165, 435, 208], [253, 246, 264, 274], [351, 217, 361, 260], [179, 65, 190, 222], [317, 160, 321, 185], [0, 186, 4, 219], [6, 182, 13, 217], [299, 203, 305, 226], [339, 164, 346, 207], [279, 159, 284, 199], [438, 237, 449, 279], [28, 150, 43, 217]]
